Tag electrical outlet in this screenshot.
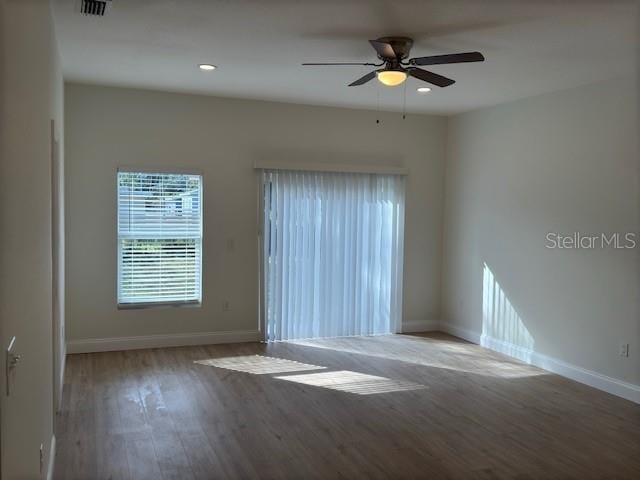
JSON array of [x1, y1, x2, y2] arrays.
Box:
[[223, 299, 231, 311], [619, 343, 629, 357]]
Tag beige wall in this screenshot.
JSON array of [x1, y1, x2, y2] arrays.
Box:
[[442, 76, 639, 386], [65, 83, 447, 343], [0, 0, 64, 477]]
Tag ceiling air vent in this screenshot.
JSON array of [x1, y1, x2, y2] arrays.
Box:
[[80, 0, 112, 16]]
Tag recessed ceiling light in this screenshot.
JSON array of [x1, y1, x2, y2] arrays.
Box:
[[417, 87, 431, 93], [198, 64, 217, 71]]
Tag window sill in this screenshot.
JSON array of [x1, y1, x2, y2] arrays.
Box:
[[117, 300, 202, 310]]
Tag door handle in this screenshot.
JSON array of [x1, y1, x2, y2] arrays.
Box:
[[9, 353, 21, 368]]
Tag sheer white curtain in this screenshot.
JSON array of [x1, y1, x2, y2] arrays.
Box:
[[262, 169, 405, 341]]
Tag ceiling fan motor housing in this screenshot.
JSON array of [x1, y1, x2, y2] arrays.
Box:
[[376, 36, 414, 61]]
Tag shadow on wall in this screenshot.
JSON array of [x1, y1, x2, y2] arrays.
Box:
[[481, 263, 535, 362]]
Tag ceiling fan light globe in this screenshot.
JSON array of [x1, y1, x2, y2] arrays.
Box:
[[376, 70, 407, 87]]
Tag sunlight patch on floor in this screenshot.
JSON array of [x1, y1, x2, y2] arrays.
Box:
[[274, 370, 427, 395], [288, 337, 544, 378], [195, 355, 326, 374]]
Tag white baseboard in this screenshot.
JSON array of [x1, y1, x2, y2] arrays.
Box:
[[529, 348, 640, 403], [402, 320, 441, 333], [480, 334, 535, 363], [67, 329, 261, 354], [439, 322, 640, 404], [438, 323, 481, 344], [46, 435, 56, 480]]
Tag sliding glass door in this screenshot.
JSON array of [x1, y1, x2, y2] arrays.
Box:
[[261, 169, 405, 341]]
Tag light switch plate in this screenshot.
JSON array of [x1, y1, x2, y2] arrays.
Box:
[[619, 343, 630, 357]]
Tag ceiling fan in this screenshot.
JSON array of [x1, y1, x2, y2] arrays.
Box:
[[302, 36, 484, 88]]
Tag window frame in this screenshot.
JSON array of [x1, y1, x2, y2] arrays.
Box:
[[116, 167, 204, 309]]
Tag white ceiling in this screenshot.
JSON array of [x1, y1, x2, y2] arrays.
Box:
[[53, 0, 638, 115]]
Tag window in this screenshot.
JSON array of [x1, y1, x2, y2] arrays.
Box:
[[117, 171, 202, 307]]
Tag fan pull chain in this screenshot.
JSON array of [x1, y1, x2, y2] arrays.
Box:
[[376, 88, 381, 124], [402, 81, 407, 120]]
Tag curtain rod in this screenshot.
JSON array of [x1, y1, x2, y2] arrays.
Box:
[[253, 160, 408, 176]]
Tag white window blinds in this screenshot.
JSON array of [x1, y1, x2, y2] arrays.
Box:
[[117, 171, 202, 306], [262, 170, 405, 341]]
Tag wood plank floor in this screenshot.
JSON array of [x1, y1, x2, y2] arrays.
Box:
[[54, 333, 640, 479]]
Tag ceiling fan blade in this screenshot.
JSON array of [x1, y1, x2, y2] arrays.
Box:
[[410, 51, 485, 66], [369, 39, 396, 59], [408, 68, 455, 87], [348, 70, 377, 87], [302, 62, 380, 66]]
